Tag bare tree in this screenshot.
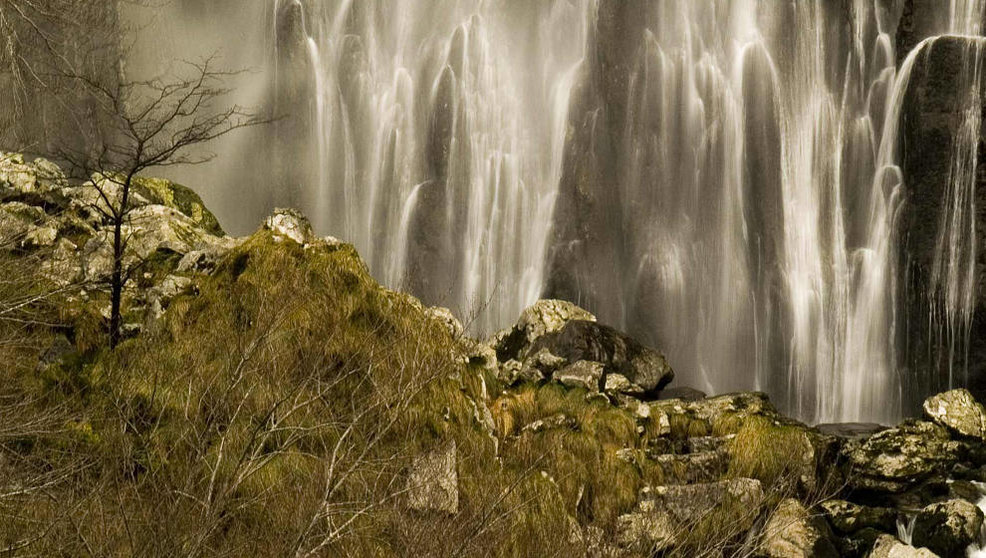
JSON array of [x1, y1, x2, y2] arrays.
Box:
[[51, 54, 267, 347]]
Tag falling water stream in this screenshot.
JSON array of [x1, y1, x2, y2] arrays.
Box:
[[132, 0, 986, 424]]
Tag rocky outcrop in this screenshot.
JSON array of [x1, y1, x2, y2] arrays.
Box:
[[911, 499, 983, 557], [923, 389, 986, 440], [846, 420, 959, 494]]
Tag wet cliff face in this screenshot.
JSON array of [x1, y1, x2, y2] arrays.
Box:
[[900, 36, 986, 410]]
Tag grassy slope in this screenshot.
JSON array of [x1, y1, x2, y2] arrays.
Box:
[[0, 216, 833, 556]]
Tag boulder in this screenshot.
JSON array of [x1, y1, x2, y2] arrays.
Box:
[[407, 440, 458, 515], [529, 320, 673, 396], [821, 499, 897, 535], [424, 306, 463, 338], [923, 389, 986, 440], [761, 498, 839, 558], [555, 360, 605, 392], [491, 299, 596, 362], [868, 534, 939, 558], [847, 420, 959, 493], [911, 499, 983, 557], [264, 207, 314, 245]]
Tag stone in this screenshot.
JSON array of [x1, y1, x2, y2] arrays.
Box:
[[424, 306, 463, 338], [604, 372, 644, 396], [761, 498, 839, 558], [491, 299, 596, 361], [847, 420, 959, 493], [923, 389, 986, 440], [555, 360, 605, 392], [816, 423, 888, 440], [821, 499, 897, 535], [911, 499, 983, 557], [653, 451, 727, 484], [657, 386, 706, 401], [637, 478, 763, 529], [407, 440, 458, 515], [614, 507, 676, 552], [264, 208, 314, 245], [528, 320, 673, 396], [868, 535, 939, 558]]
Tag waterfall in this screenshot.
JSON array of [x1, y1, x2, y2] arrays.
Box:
[[135, 0, 986, 424], [262, 0, 590, 334]]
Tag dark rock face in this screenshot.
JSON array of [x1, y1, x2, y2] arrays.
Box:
[[899, 36, 986, 412], [911, 499, 984, 557], [528, 319, 674, 396]]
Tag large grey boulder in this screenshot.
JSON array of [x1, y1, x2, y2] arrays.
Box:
[[529, 319, 673, 396], [911, 499, 983, 557], [923, 389, 986, 440], [406, 440, 458, 515], [491, 299, 596, 362], [761, 498, 839, 558], [867, 534, 939, 558]]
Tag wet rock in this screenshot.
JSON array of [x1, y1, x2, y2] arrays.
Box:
[[264, 207, 314, 245], [821, 500, 897, 535], [407, 440, 458, 515], [529, 320, 673, 396], [868, 534, 939, 558], [847, 420, 959, 493], [761, 498, 839, 558], [923, 389, 986, 440], [911, 499, 983, 557]]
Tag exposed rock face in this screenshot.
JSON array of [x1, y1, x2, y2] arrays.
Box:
[[911, 499, 983, 557], [868, 534, 939, 558], [406, 441, 459, 515], [898, 35, 986, 411], [923, 389, 986, 440], [761, 498, 839, 558]]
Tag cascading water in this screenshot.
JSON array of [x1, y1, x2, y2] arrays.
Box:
[[263, 0, 589, 335], [138, 0, 986, 424]]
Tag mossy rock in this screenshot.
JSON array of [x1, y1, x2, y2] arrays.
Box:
[[132, 177, 224, 236]]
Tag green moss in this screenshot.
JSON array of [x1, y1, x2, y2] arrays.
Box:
[[132, 176, 224, 236]]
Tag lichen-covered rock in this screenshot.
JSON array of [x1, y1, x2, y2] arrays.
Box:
[[847, 420, 959, 493], [922, 389, 986, 440], [555, 360, 605, 392], [131, 177, 224, 236], [821, 499, 897, 535], [638, 477, 763, 528], [424, 306, 463, 338], [653, 451, 727, 484], [911, 499, 983, 557], [491, 299, 596, 362], [868, 534, 939, 558], [264, 207, 314, 245], [529, 320, 673, 396], [761, 498, 839, 558], [407, 440, 458, 515]]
